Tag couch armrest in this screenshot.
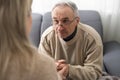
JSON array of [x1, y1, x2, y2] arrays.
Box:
[[103, 41, 120, 76], [29, 13, 42, 47]]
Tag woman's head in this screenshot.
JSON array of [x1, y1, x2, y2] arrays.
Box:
[[0, 0, 33, 78], [0, 0, 32, 50]]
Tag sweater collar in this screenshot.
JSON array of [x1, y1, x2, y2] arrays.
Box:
[[63, 27, 77, 42]]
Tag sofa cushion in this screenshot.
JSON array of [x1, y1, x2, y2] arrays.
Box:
[[29, 13, 42, 47], [41, 12, 52, 34], [78, 10, 103, 39]]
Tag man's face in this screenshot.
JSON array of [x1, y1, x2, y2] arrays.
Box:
[[52, 6, 79, 38]]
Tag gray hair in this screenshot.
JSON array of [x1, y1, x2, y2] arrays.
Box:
[[52, 0, 79, 17]]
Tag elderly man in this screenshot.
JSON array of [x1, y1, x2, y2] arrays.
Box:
[[39, 1, 103, 80]]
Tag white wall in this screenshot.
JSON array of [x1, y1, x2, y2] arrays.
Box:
[[32, 0, 98, 14], [32, 0, 120, 43]]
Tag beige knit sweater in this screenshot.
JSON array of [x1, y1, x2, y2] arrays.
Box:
[[39, 22, 103, 80]]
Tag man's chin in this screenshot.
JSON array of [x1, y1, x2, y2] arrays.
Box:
[[58, 34, 67, 39]]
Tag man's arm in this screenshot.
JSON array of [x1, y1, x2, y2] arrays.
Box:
[[68, 41, 103, 80], [56, 41, 103, 80], [38, 35, 52, 56]]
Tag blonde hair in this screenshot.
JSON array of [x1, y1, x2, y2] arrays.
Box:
[[0, 0, 34, 79]]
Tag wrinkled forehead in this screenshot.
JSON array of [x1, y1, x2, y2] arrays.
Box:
[[52, 6, 75, 19]]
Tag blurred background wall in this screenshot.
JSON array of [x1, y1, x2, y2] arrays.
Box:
[[32, 0, 120, 43]]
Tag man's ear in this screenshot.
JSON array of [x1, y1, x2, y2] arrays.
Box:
[[76, 17, 80, 23]]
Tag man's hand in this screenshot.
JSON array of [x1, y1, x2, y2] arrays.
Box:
[[56, 59, 69, 80]]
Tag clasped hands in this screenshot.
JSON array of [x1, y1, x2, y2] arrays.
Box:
[[55, 59, 69, 80]]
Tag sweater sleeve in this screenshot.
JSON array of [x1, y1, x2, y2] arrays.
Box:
[[38, 33, 53, 57], [68, 40, 103, 80]]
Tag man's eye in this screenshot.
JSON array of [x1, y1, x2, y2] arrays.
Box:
[[53, 20, 58, 24], [62, 19, 69, 24]]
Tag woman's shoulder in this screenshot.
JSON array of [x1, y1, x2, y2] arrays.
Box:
[[32, 52, 60, 80]]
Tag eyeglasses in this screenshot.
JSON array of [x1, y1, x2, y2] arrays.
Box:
[[52, 17, 77, 26]]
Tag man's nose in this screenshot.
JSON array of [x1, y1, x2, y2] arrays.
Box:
[[57, 22, 64, 31], [57, 21, 64, 27]]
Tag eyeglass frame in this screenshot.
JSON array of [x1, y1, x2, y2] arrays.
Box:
[[52, 17, 78, 26]]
